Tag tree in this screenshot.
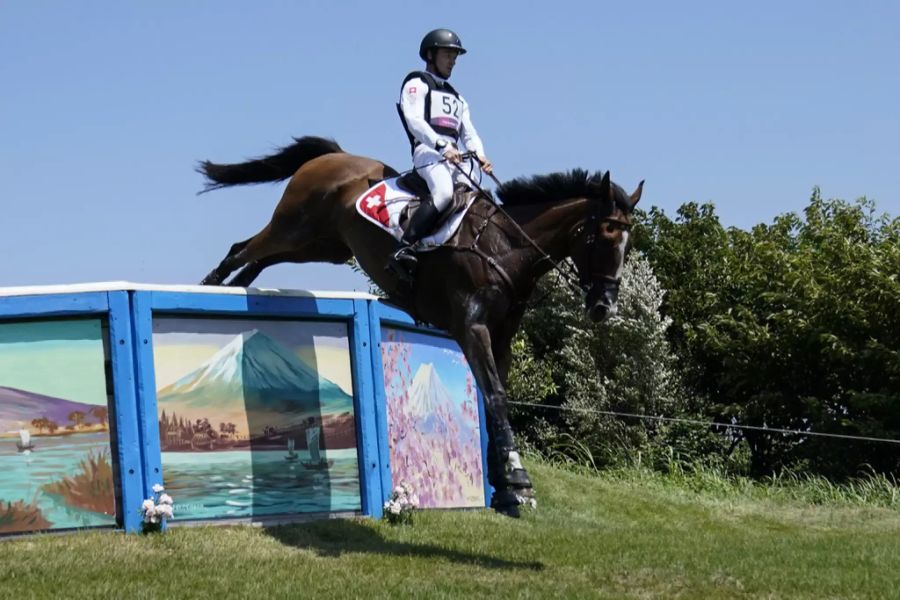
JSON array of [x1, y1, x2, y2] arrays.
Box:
[[638, 192, 900, 477], [508, 253, 686, 466]]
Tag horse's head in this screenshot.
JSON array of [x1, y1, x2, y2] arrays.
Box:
[[569, 172, 643, 322]]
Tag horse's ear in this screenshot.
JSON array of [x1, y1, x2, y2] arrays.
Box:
[[600, 171, 611, 198], [628, 180, 644, 209]]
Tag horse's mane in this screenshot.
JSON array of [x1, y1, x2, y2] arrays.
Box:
[[496, 169, 627, 208]]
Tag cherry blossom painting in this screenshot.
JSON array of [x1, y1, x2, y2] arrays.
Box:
[[381, 328, 485, 508]]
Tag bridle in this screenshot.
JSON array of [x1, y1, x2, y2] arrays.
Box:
[[575, 193, 633, 301], [451, 159, 632, 304]]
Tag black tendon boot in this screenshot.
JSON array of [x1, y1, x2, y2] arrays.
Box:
[[386, 200, 441, 282]]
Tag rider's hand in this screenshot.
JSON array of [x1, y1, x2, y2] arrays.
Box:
[[443, 147, 462, 164], [477, 154, 494, 175]]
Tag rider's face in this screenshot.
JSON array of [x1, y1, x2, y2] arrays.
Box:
[[431, 48, 460, 78]]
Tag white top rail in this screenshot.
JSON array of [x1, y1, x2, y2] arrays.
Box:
[[0, 281, 378, 300]]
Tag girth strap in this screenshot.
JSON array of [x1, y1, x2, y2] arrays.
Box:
[[461, 204, 518, 299]]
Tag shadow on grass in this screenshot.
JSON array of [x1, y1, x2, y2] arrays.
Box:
[[265, 519, 544, 571]]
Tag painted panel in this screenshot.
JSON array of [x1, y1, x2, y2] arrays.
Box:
[[381, 327, 485, 508], [0, 319, 116, 534], [152, 317, 361, 521]]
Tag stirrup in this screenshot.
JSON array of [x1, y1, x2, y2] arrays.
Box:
[[391, 244, 418, 267], [385, 245, 417, 284]]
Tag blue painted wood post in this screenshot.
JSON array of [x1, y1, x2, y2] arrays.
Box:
[[350, 299, 383, 518], [106, 291, 145, 533], [130, 292, 164, 501], [367, 301, 393, 507]]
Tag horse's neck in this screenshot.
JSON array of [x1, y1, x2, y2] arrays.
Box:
[[505, 198, 587, 274]]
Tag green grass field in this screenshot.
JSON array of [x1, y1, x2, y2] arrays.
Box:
[[2, 459, 899, 599]]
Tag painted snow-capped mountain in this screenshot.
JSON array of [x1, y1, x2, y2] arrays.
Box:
[[0, 386, 106, 433], [406, 363, 469, 434], [408, 363, 454, 418], [157, 329, 353, 417]]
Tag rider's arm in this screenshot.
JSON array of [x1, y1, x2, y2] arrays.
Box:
[[400, 77, 445, 151], [458, 95, 485, 158]]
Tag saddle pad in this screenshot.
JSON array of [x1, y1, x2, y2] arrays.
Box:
[[354, 176, 474, 248]]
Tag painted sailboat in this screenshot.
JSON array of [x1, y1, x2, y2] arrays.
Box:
[[301, 425, 332, 469], [16, 428, 34, 453], [285, 438, 299, 461]]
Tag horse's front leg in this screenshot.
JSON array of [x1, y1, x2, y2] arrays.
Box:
[[457, 319, 533, 517]]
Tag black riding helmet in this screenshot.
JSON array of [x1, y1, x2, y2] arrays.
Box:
[[419, 29, 467, 61]]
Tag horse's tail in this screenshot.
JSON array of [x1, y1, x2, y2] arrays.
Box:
[[196, 136, 344, 193]]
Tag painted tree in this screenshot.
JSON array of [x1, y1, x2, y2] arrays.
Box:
[[90, 406, 108, 427], [68, 411, 86, 429]]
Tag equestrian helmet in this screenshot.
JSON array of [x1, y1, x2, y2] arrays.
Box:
[[419, 29, 467, 61]]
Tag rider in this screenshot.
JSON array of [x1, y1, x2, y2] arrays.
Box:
[[389, 28, 494, 274]]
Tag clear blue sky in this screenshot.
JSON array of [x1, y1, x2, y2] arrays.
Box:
[[2, 1, 897, 291]]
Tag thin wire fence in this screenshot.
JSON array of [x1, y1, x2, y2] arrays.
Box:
[[508, 400, 900, 445]]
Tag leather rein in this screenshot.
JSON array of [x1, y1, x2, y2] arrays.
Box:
[[451, 159, 632, 305]]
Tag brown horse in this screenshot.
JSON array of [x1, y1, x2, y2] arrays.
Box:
[[197, 136, 642, 517]]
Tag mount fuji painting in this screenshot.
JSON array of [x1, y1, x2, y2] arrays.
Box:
[[152, 317, 361, 521], [382, 328, 485, 509], [157, 329, 353, 437]]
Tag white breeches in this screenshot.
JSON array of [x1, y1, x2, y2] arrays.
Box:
[[412, 145, 461, 212]]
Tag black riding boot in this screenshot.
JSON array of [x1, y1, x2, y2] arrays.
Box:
[[386, 200, 441, 280]]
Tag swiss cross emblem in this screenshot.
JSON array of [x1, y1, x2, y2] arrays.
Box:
[[360, 183, 390, 226]]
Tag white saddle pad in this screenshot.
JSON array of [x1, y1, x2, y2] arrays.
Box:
[[354, 176, 475, 248]]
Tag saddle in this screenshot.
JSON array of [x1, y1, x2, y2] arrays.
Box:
[[394, 170, 473, 233]]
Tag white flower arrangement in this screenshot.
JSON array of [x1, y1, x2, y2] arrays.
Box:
[[140, 483, 175, 533], [383, 482, 419, 525]]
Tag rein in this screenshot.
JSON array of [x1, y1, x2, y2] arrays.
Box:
[[451, 160, 602, 300], [400, 153, 632, 304]]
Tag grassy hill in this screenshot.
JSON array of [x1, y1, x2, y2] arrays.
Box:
[[2, 459, 899, 599]]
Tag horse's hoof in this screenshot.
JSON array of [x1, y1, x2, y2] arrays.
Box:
[[493, 503, 521, 518], [490, 489, 523, 518], [516, 487, 536, 500]]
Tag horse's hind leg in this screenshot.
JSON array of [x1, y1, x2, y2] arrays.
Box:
[[226, 241, 353, 288], [200, 238, 253, 285], [227, 252, 299, 287]]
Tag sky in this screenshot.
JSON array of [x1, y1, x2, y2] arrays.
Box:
[[2, 1, 897, 292], [0, 320, 107, 404]]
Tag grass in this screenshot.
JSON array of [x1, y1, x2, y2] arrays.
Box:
[[2, 458, 900, 599]]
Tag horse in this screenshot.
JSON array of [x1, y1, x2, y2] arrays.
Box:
[[197, 136, 643, 517]]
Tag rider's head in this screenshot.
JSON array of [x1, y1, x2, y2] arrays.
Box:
[[420, 29, 466, 79]]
